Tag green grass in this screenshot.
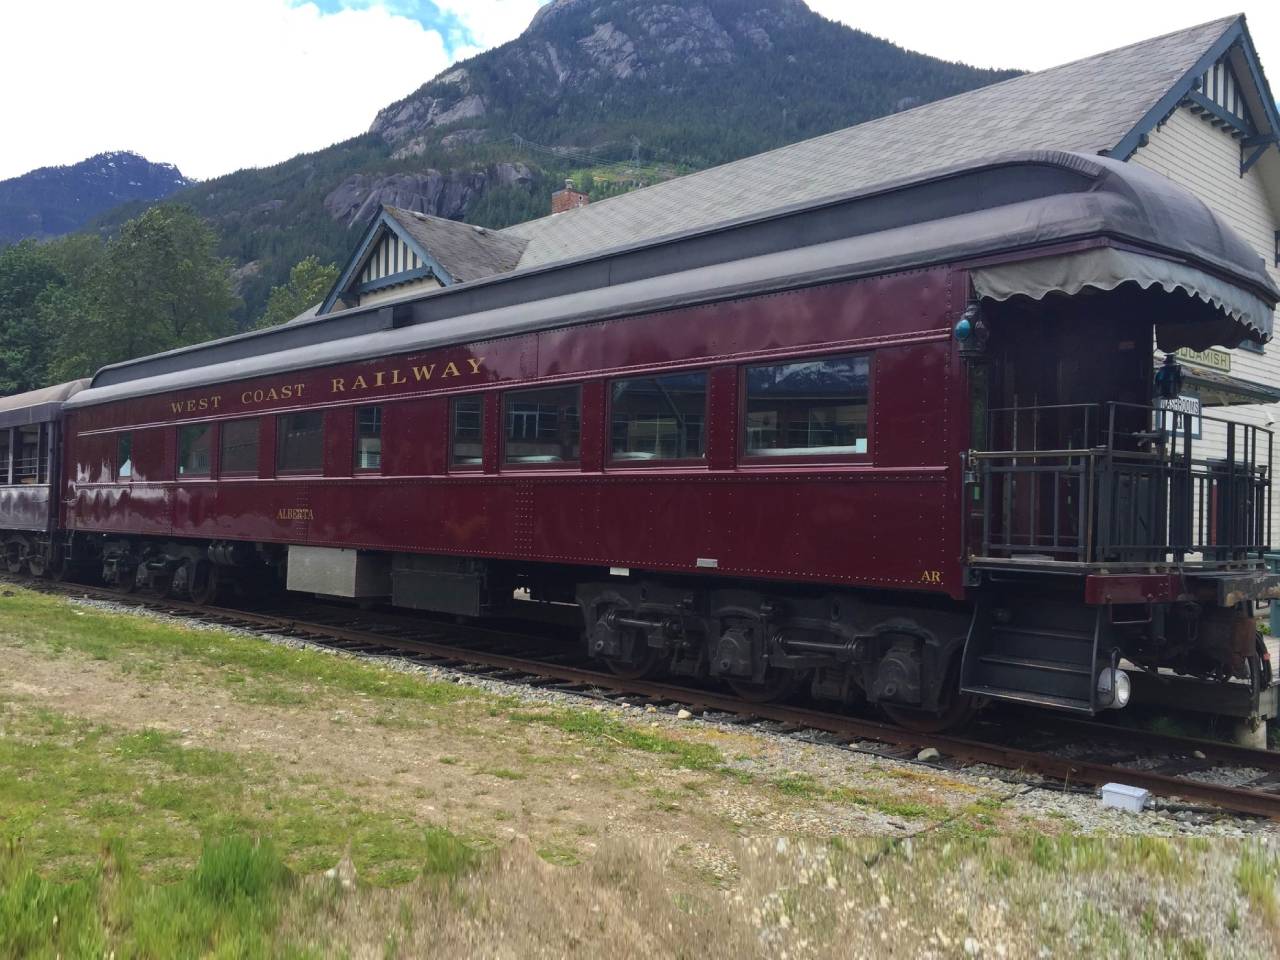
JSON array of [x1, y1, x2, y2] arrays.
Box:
[[507, 707, 723, 772], [770, 772, 940, 820], [0, 834, 299, 960], [0, 588, 474, 711], [0, 695, 484, 887], [1236, 844, 1280, 922]]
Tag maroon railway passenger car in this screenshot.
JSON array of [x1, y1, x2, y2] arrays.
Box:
[[43, 152, 1280, 728], [0, 379, 86, 574]]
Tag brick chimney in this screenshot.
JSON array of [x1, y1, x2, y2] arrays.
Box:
[[551, 179, 590, 214]]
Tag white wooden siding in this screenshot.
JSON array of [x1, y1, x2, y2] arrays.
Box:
[[1132, 106, 1280, 544], [360, 232, 423, 284], [359, 275, 445, 308]]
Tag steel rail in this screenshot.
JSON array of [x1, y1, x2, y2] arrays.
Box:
[[10, 575, 1280, 819]]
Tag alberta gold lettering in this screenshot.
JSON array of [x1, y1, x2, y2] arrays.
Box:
[[276, 507, 314, 521]]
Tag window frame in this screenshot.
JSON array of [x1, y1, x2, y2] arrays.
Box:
[[353, 405, 384, 474], [176, 422, 214, 479], [500, 383, 583, 469], [448, 394, 486, 472], [274, 410, 326, 476], [0, 427, 12, 485], [737, 351, 874, 466], [605, 368, 711, 469], [218, 417, 261, 478], [116, 431, 134, 481]]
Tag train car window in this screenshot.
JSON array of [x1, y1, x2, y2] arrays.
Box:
[[14, 425, 45, 484], [178, 424, 212, 477], [276, 411, 324, 474], [450, 395, 483, 467], [0, 429, 10, 484], [610, 372, 707, 461], [116, 432, 133, 480], [503, 385, 580, 464], [354, 406, 382, 471], [220, 419, 260, 476], [743, 354, 869, 457]]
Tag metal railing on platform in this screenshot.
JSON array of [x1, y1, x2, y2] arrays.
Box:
[[968, 401, 1271, 567]]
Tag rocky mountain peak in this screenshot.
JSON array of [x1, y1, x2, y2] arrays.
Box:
[[369, 0, 1014, 157]]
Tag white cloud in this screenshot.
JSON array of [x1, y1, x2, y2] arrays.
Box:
[[436, 0, 547, 52], [0, 0, 456, 180]]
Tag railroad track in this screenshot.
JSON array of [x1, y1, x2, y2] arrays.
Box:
[[8, 574, 1280, 821]]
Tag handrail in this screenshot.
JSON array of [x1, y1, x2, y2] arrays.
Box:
[[969, 401, 1271, 567]]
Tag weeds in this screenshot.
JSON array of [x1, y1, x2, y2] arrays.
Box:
[[1236, 844, 1280, 922], [507, 707, 723, 771]]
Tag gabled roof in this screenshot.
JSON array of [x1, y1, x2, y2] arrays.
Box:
[[318, 205, 528, 314], [385, 207, 526, 281], [500, 14, 1278, 270]]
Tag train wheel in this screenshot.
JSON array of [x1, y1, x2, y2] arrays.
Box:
[[727, 668, 808, 704], [26, 552, 47, 578], [164, 561, 193, 600], [604, 645, 663, 680], [189, 562, 219, 606], [121, 564, 142, 594], [881, 658, 978, 733], [4, 540, 27, 575]]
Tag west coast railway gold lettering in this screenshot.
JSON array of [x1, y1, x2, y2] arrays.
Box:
[[176, 358, 487, 415]]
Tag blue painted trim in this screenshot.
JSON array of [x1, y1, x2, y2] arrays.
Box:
[[1183, 90, 1255, 137], [355, 265, 435, 295], [318, 207, 457, 315], [319, 215, 386, 315], [1235, 19, 1280, 138], [378, 216, 456, 288], [1109, 19, 1244, 160], [1242, 142, 1272, 175]]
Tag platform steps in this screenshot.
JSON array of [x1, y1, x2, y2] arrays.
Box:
[[961, 598, 1104, 713]]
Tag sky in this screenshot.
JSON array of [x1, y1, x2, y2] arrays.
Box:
[[0, 0, 1276, 183]]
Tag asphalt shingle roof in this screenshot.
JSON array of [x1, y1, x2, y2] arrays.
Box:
[[384, 206, 527, 282], [501, 15, 1239, 269]]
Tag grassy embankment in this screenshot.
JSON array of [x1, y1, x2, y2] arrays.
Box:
[[2, 586, 1279, 958]]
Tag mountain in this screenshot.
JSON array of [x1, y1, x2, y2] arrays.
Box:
[[0, 151, 192, 244], [91, 0, 1020, 322], [371, 0, 1015, 168]]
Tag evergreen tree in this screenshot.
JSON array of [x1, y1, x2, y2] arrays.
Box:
[[255, 256, 339, 329], [47, 205, 238, 381], [0, 242, 65, 394]]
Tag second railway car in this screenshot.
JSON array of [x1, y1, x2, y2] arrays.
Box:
[[17, 150, 1280, 730], [0, 379, 86, 576]]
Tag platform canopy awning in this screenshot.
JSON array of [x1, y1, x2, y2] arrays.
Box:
[[1178, 364, 1280, 407], [971, 244, 1275, 351]]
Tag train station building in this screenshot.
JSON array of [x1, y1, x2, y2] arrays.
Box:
[[318, 13, 1280, 532]]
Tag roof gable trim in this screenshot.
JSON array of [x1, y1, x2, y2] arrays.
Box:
[[1110, 17, 1280, 167], [319, 208, 457, 315]]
